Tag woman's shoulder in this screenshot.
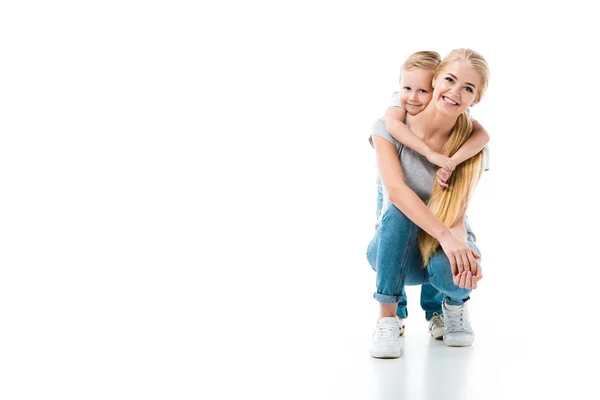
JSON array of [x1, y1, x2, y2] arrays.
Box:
[[369, 117, 403, 153]]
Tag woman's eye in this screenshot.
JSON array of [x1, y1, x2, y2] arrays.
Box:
[[445, 77, 454, 83], [465, 87, 473, 93], [403, 87, 411, 91]]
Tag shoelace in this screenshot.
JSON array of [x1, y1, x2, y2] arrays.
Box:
[[373, 325, 399, 343], [445, 307, 470, 332]]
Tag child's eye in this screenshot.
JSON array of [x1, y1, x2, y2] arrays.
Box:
[[445, 77, 454, 83], [419, 89, 428, 94], [465, 87, 473, 93], [403, 86, 411, 91]]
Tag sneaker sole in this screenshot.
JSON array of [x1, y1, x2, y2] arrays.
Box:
[[370, 349, 402, 359], [443, 339, 474, 347], [429, 326, 444, 340]]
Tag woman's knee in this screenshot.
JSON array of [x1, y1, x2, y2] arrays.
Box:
[[366, 236, 377, 271], [427, 252, 471, 300]]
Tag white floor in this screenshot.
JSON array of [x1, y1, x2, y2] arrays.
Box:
[[3, 256, 596, 400], [331, 315, 536, 400], [208, 284, 596, 400]]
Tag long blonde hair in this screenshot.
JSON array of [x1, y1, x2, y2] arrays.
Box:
[[418, 49, 489, 266]]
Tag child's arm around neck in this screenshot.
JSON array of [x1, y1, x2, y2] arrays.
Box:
[[450, 120, 490, 166], [384, 106, 456, 172], [384, 106, 431, 157]]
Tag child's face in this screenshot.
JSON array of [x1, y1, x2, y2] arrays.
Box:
[[398, 68, 435, 115]]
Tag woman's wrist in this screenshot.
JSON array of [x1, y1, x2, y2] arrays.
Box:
[[435, 226, 453, 243]]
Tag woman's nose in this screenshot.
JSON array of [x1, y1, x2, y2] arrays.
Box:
[[449, 84, 460, 97]]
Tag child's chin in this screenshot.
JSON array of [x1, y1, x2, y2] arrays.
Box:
[[404, 106, 423, 115]]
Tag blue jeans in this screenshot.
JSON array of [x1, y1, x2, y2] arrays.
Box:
[[367, 204, 481, 319], [374, 191, 446, 320]]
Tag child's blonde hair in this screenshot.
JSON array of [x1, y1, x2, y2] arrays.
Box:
[[400, 51, 442, 79], [417, 49, 490, 266]]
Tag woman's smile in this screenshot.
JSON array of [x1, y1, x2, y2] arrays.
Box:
[[441, 96, 460, 106]]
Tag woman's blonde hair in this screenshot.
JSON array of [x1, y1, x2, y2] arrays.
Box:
[[418, 49, 490, 266]]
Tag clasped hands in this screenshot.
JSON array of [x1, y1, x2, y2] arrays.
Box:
[[425, 151, 456, 188], [439, 233, 483, 290]]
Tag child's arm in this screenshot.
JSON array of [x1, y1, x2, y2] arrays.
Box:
[[436, 121, 490, 188], [450, 121, 490, 166], [384, 106, 455, 171]]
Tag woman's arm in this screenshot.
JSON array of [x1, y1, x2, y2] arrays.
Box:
[[373, 135, 450, 240], [373, 135, 480, 277]]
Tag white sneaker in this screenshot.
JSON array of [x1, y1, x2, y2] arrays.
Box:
[[396, 316, 405, 336], [370, 317, 402, 358], [442, 300, 474, 347], [428, 312, 444, 340]]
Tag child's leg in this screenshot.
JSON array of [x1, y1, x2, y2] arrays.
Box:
[[396, 288, 408, 319], [420, 283, 443, 320]]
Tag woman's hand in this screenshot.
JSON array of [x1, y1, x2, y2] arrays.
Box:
[[438, 231, 482, 283], [454, 270, 482, 289]]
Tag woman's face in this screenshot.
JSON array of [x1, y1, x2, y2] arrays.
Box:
[[431, 61, 481, 117]]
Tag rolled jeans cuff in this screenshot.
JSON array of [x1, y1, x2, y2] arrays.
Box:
[[444, 295, 471, 306], [373, 292, 401, 304]]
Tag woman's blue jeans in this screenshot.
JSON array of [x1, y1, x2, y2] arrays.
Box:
[[367, 203, 481, 319]]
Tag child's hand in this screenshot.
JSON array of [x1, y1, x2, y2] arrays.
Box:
[[426, 151, 456, 173], [436, 167, 452, 188]]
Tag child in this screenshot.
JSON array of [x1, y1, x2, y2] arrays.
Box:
[[374, 50, 490, 339]]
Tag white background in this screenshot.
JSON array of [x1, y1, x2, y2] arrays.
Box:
[[1, 0, 599, 398]]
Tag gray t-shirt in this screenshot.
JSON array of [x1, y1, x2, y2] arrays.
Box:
[[370, 116, 489, 241]]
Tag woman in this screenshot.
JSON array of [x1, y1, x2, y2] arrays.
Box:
[[367, 48, 490, 358]]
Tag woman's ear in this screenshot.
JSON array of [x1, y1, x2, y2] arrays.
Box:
[[432, 76, 437, 88]]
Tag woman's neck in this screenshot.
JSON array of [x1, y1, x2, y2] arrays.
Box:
[[409, 104, 457, 141]]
